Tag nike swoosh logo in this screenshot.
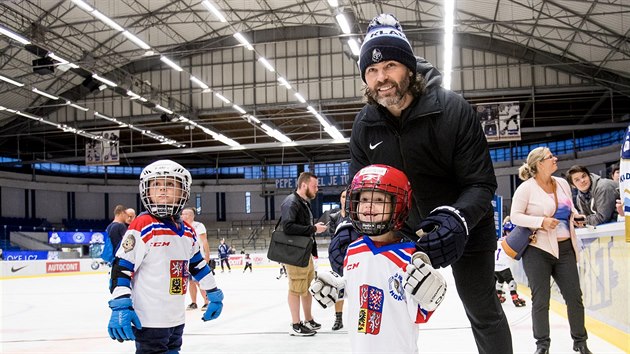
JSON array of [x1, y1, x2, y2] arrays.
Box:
[[369, 141, 383, 150], [11, 265, 27, 273]]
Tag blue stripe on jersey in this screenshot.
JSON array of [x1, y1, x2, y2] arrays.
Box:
[[139, 220, 189, 238], [118, 258, 134, 270], [360, 236, 415, 258], [117, 278, 131, 287], [190, 251, 203, 263], [191, 266, 211, 281]]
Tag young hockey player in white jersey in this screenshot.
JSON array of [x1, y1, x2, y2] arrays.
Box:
[[495, 218, 526, 306], [107, 160, 224, 353], [309, 164, 447, 354]]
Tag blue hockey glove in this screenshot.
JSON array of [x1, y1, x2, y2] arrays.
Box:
[[202, 288, 224, 321], [414, 206, 469, 268], [108, 298, 142, 341]]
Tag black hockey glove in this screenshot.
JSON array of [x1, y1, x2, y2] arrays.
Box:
[[414, 206, 469, 268]]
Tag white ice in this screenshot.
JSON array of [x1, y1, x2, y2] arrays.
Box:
[[0, 265, 624, 354]]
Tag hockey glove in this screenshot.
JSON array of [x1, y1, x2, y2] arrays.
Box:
[[404, 252, 447, 312], [309, 271, 345, 309], [415, 206, 469, 268], [108, 297, 142, 341], [202, 288, 224, 321]]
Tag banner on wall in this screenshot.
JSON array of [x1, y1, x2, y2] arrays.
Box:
[[48, 231, 107, 245], [620, 125, 630, 242], [492, 194, 503, 239], [275, 175, 351, 189], [86, 130, 120, 166], [474, 101, 521, 142]]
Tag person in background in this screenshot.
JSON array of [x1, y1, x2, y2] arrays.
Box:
[[280, 171, 327, 336], [348, 13, 512, 353], [125, 208, 136, 225], [495, 217, 526, 307], [510, 147, 591, 354], [328, 189, 349, 235], [243, 253, 253, 273], [276, 263, 287, 279], [566, 165, 619, 225], [106, 160, 223, 353], [609, 163, 620, 183], [182, 207, 210, 311], [309, 164, 446, 354], [217, 238, 231, 273], [327, 189, 355, 330], [103, 205, 128, 264]]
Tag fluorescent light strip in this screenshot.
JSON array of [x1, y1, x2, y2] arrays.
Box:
[[69, 103, 89, 111], [443, 0, 455, 90], [294, 93, 306, 103], [92, 74, 117, 87], [246, 115, 260, 124], [190, 76, 209, 89], [71, 0, 94, 12], [47, 53, 80, 69], [258, 57, 275, 72], [0, 25, 31, 45], [233, 33, 254, 50], [92, 10, 124, 32], [327, 0, 339, 7], [123, 31, 151, 50], [277, 77, 291, 89], [335, 13, 351, 34], [126, 90, 141, 99], [0, 74, 24, 87], [32, 88, 59, 100], [233, 104, 246, 114], [202, 0, 227, 22], [17, 111, 40, 120], [214, 93, 230, 104], [306, 106, 318, 115], [155, 104, 173, 114], [348, 38, 360, 56], [160, 56, 183, 71]]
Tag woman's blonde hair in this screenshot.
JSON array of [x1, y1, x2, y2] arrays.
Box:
[[517, 146, 549, 181]]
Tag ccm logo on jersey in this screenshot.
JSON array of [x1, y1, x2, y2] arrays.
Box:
[[346, 262, 359, 271], [152, 241, 171, 247]]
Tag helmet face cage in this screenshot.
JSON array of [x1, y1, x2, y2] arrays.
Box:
[[139, 160, 191, 218], [347, 165, 412, 236]]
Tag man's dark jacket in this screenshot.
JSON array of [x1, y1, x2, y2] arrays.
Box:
[[349, 58, 497, 252], [280, 192, 318, 257]]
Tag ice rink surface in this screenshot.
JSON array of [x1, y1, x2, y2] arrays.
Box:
[[1, 264, 624, 354]]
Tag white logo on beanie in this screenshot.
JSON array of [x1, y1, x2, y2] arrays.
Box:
[[372, 48, 382, 63]]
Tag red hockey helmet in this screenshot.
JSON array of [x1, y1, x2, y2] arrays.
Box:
[[346, 164, 412, 235]]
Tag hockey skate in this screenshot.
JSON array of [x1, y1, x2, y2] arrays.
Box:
[[512, 294, 526, 307], [497, 292, 506, 303]]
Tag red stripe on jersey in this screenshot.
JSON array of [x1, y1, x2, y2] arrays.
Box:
[[346, 244, 370, 257], [381, 250, 409, 269], [415, 308, 434, 324]]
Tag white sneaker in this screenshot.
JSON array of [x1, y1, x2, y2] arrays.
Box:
[[290, 322, 316, 336]]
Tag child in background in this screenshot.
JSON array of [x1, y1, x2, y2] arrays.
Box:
[[276, 264, 287, 279], [243, 253, 253, 273], [496, 217, 526, 307], [309, 164, 447, 354], [107, 160, 224, 353]]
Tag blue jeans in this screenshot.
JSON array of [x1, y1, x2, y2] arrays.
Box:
[[133, 323, 184, 354]]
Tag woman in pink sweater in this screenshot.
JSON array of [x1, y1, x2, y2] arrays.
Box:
[[510, 147, 591, 354]]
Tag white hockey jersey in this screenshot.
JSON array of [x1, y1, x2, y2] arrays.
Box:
[[111, 214, 217, 327], [343, 236, 434, 354], [495, 239, 514, 271]]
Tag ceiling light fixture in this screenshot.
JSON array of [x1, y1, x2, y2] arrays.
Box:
[[32, 88, 59, 100], [277, 77, 291, 89], [92, 10, 124, 32], [232, 104, 246, 114], [0, 25, 31, 45], [258, 57, 275, 72], [123, 31, 151, 50], [233, 33, 254, 50], [190, 76, 209, 89], [294, 93, 306, 103], [214, 93, 231, 104], [443, 0, 455, 90], [348, 38, 360, 56], [70, 0, 94, 12], [335, 14, 351, 34], [155, 104, 174, 114], [160, 56, 183, 71], [0, 74, 24, 87], [201, 0, 227, 22], [92, 74, 117, 87]]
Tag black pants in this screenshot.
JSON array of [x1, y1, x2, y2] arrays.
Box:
[[220, 257, 231, 270], [452, 250, 513, 354], [243, 263, 252, 272], [133, 324, 184, 354], [522, 241, 587, 349]]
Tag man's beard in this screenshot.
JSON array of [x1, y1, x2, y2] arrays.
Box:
[[368, 75, 411, 108], [305, 187, 316, 200]]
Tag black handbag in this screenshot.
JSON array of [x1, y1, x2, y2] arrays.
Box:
[[501, 226, 537, 260], [267, 218, 314, 267]]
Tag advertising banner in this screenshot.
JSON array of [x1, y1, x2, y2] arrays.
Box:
[[48, 231, 107, 245], [86, 130, 120, 166]]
